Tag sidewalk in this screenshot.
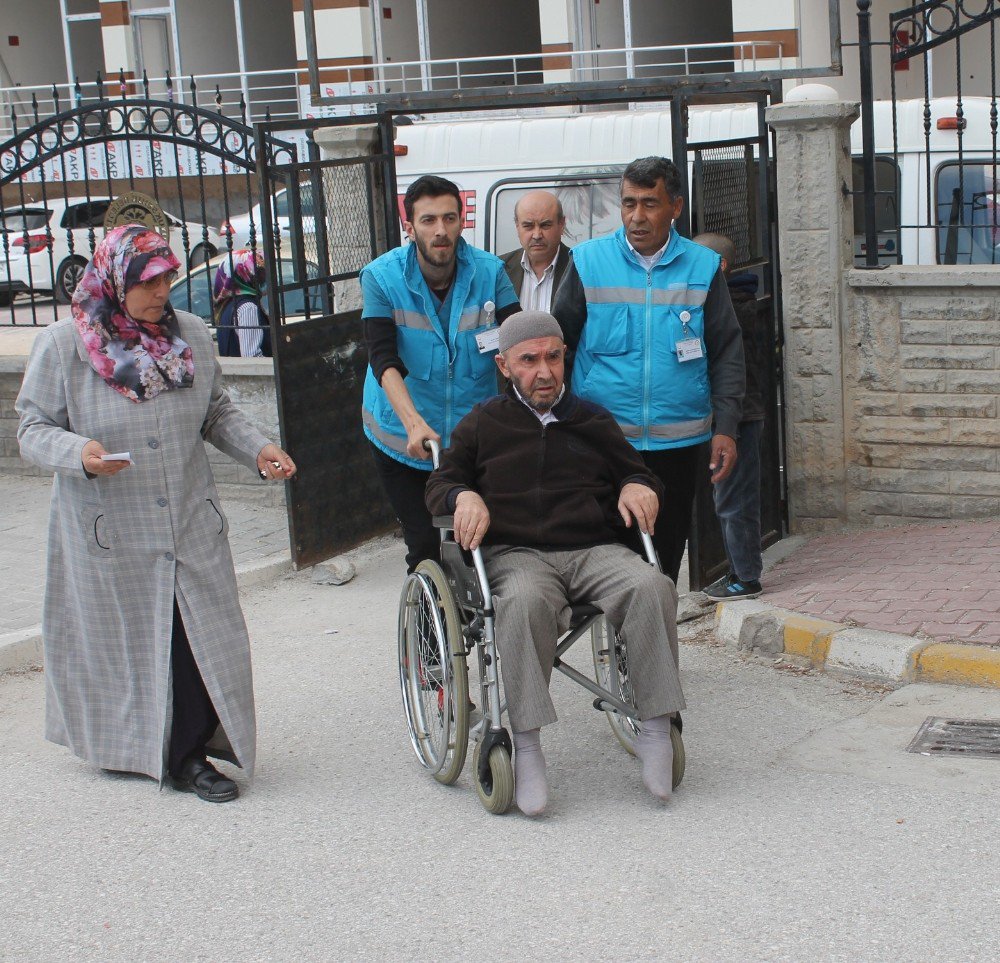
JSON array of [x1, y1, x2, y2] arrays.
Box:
[[717, 518, 1000, 688], [0, 474, 290, 662], [765, 520, 1000, 646]]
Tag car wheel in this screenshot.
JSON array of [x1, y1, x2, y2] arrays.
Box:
[[54, 256, 88, 304], [189, 244, 217, 267]]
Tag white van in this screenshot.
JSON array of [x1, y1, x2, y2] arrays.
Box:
[[392, 98, 1000, 267]]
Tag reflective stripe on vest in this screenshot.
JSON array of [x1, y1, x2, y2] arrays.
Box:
[[617, 414, 713, 441], [362, 407, 410, 456], [391, 308, 435, 330], [584, 286, 710, 306]]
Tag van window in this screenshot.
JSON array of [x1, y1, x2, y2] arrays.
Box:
[[490, 177, 623, 255], [851, 156, 900, 265], [935, 161, 1000, 264]]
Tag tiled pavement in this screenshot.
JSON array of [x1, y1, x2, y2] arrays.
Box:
[[764, 520, 1000, 647], [0, 474, 289, 636]]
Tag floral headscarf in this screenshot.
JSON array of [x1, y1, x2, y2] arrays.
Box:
[[212, 249, 267, 321], [71, 224, 193, 403]]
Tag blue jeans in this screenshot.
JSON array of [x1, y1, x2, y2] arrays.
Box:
[[712, 419, 764, 583]]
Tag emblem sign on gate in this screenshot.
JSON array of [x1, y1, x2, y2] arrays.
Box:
[[103, 191, 171, 243]]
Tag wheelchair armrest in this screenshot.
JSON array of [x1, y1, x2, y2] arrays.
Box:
[[432, 516, 455, 529]]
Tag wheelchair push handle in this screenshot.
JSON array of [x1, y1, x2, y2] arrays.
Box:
[[423, 438, 441, 469]]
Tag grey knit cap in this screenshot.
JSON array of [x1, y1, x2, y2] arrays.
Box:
[[498, 310, 564, 354]]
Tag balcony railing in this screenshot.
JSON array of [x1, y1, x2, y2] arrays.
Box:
[[0, 39, 788, 140]]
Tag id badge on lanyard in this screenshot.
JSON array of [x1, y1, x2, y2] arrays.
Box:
[[675, 309, 704, 363], [475, 300, 499, 353]]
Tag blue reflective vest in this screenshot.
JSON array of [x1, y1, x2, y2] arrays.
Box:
[[361, 238, 517, 470], [571, 227, 721, 450]]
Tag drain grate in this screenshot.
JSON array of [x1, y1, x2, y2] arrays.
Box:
[[907, 717, 1000, 760]]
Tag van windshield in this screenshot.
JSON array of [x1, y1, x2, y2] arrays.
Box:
[[935, 161, 1000, 264]]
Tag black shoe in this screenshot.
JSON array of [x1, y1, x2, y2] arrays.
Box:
[[169, 756, 239, 803], [702, 572, 763, 601]]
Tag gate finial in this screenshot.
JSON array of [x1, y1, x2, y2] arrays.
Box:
[[74, 77, 82, 108], [119, 68, 127, 99], [142, 70, 150, 100], [96, 72, 104, 101], [30, 93, 39, 125], [165, 70, 174, 103], [51, 85, 60, 114]]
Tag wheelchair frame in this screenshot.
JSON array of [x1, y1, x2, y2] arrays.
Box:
[[397, 440, 684, 814]]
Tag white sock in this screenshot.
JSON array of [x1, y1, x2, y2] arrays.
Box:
[[635, 713, 674, 801], [512, 728, 548, 816]]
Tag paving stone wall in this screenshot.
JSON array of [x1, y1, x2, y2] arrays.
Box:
[[846, 268, 1000, 524], [770, 97, 1000, 532], [0, 357, 285, 507]]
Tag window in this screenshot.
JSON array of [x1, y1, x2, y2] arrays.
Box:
[[0, 209, 52, 232], [851, 156, 900, 265], [490, 175, 622, 254], [62, 200, 112, 230], [935, 161, 1000, 264], [273, 184, 314, 220]]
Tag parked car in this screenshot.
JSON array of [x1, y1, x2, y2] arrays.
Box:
[[169, 253, 324, 324], [0, 197, 221, 306], [221, 184, 315, 250]]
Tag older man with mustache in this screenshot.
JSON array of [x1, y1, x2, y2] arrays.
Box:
[[425, 310, 684, 817]]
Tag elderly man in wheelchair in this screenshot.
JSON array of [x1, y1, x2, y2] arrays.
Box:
[[397, 311, 685, 816]]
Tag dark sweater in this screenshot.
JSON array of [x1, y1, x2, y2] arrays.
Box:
[[424, 387, 663, 549]]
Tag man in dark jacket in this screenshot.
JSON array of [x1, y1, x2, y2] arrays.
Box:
[[500, 190, 572, 313], [425, 310, 684, 817], [693, 233, 768, 599]]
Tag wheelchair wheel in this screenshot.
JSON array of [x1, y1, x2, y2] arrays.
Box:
[[472, 741, 514, 815], [590, 617, 640, 756], [398, 560, 469, 785]]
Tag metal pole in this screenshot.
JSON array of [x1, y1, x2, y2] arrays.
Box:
[[58, 0, 75, 87], [857, 0, 880, 268], [232, 0, 252, 118], [623, 0, 636, 80], [416, 0, 432, 91]]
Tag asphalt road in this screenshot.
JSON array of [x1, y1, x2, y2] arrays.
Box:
[[2, 538, 998, 962]]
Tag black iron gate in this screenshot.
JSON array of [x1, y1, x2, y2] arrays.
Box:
[[677, 93, 787, 590], [1, 72, 278, 327], [254, 115, 399, 567], [259, 89, 786, 581]]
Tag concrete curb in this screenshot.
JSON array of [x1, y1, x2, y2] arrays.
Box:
[[714, 598, 1000, 689], [0, 550, 293, 674]]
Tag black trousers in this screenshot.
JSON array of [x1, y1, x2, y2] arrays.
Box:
[[370, 443, 440, 574], [637, 444, 703, 586], [167, 599, 220, 778]]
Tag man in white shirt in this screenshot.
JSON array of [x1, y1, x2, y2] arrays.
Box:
[[501, 191, 572, 313]]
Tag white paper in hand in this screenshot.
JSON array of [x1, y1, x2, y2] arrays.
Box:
[[101, 452, 133, 463]]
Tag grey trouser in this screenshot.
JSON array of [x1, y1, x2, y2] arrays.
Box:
[[483, 543, 685, 733]]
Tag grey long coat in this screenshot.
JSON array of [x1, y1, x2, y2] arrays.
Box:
[[16, 311, 271, 781]]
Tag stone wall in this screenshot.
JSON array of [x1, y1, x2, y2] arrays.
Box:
[[769, 96, 1000, 532], [1, 356, 285, 507], [846, 268, 1000, 523]]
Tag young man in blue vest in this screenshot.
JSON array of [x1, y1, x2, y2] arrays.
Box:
[[552, 157, 745, 585], [362, 175, 520, 572]]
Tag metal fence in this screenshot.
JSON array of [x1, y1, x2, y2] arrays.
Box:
[[1, 76, 293, 327], [856, 0, 1000, 267]]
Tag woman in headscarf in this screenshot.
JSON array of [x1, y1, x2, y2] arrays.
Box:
[[213, 249, 271, 358], [16, 225, 296, 803]]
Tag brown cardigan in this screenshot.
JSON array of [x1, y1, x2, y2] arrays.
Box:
[[424, 387, 662, 549]]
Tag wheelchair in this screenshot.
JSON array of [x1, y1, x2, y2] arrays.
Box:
[[398, 441, 685, 815]]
